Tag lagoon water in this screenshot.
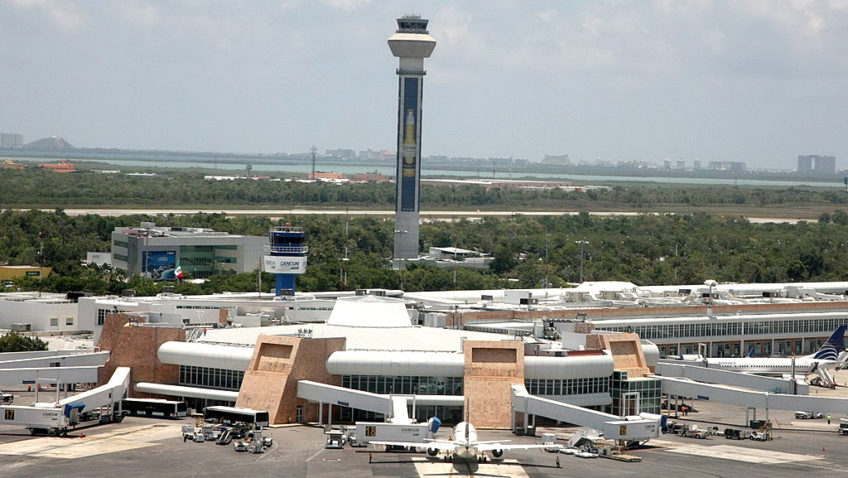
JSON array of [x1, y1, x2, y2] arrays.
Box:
[[14, 156, 844, 188]]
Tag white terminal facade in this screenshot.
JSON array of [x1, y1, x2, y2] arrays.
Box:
[[4, 280, 848, 430]]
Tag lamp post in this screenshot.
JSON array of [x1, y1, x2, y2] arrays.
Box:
[[575, 240, 589, 283], [544, 234, 550, 288]]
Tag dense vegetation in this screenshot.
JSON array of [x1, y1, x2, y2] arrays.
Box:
[[0, 332, 48, 352], [4, 209, 848, 296], [2, 168, 848, 210]]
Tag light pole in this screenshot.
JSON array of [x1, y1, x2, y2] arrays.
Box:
[[544, 234, 550, 288], [575, 240, 589, 283]]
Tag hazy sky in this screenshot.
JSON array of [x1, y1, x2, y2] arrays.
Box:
[[1, 0, 847, 168]]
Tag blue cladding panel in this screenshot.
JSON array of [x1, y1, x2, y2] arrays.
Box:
[[399, 78, 420, 212]]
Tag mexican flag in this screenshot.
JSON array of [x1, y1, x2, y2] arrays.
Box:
[[174, 264, 184, 279]]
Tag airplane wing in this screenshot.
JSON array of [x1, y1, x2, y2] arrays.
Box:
[[369, 440, 456, 452], [476, 443, 561, 452]]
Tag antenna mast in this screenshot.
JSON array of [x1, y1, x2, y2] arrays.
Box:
[[310, 145, 317, 180]]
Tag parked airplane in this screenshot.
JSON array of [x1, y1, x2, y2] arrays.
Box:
[[370, 406, 559, 463], [682, 325, 846, 380]]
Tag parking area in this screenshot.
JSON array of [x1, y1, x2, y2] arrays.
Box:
[[2, 377, 848, 477], [1, 408, 848, 478]]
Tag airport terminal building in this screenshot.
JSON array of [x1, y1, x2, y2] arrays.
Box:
[[5, 280, 848, 431], [98, 294, 660, 428]]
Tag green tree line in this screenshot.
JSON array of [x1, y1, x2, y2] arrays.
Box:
[[3, 169, 848, 210], [4, 210, 848, 295]]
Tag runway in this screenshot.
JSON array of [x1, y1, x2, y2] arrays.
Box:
[[34, 208, 809, 223]]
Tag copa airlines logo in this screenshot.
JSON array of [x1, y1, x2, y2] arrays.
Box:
[[813, 325, 845, 360], [814, 344, 838, 361]]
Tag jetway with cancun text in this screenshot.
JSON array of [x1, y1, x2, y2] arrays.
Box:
[[297, 380, 464, 426], [656, 375, 848, 418], [511, 385, 661, 442], [0, 367, 130, 435]]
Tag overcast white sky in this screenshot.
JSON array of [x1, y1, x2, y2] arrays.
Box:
[[1, 0, 847, 168]]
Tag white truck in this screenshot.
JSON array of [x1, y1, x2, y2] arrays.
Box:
[[839, 418, 848, 436], [354, 422, 429, 447], [0, 391, 13, 403]]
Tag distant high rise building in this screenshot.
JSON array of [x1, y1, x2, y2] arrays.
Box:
[[816, 155, 836, 175], [798, 155, 836, 177], [693, 159, 702, 170], [0, 133, 23, 148], [797, 155, 813, 175], [389, 15, 436, 261]]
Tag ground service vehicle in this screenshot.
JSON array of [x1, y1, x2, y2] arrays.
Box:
[[680, 425, 708, 439], [354, 422, 429, 446], [325, 430, 344, 449], [839, 418, 848, 435], [203, 406, 269, 429], [122, 398, 187, 419], [794, 411, 824, 419]]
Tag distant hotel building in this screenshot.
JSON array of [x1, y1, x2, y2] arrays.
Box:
[[707, 161, 746, 172], [111, 222, 265, 279], [0, 132, 23, 148], [540, 154, 570, 165], [798, 154, 836, 177]]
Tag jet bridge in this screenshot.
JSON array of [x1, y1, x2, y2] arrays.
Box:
[[656, 362, 809, 394], [0, 367, 129, 435], [0, 351, 110, 369], [0, 365, 101, 387], [656, 375, 848, 417], [297, 380, 464, 425], [511, 385, 661, 442]]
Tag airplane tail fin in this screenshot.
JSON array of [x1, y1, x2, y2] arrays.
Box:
[[746, 346, 755, 358], [812, 325, 846, 360]]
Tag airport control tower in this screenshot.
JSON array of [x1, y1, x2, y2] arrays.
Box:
[[263, 224, 307, 296], [389, 15, 436, 261]]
